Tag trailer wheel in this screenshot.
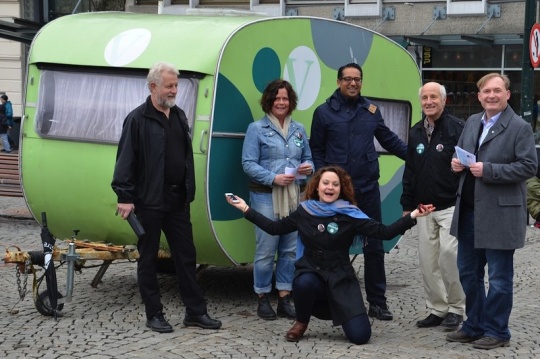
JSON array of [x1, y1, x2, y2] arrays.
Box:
[[35, 290, 65, 316]]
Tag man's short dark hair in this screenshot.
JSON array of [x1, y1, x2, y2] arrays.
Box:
[[0, 94, 7, 101], [337, 63, 363, 80]]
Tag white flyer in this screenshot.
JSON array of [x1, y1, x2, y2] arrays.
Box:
[[455, 146, 476, 167]]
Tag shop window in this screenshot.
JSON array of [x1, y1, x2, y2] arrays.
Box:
[[431, 46, 502, 69], [345, 0, 381, 18], [35, 70, 198, 143], [198, 0, 249, 5], [447, 0, 486, 16], [504, 45, 523, 69]]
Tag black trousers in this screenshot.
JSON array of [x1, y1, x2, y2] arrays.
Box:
[[136, 203, 207, 319], [355, 187, 387, 307]]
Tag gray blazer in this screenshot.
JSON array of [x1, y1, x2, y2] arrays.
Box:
[[450, 105, 537, 250]]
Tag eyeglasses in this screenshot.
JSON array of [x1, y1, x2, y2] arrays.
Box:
[[340, 77, 362, 84]]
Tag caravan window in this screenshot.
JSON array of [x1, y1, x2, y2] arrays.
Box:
[[35, 70, 198, 143], [369, 98, 411, 152]]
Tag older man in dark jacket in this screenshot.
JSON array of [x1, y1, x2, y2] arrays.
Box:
[[112, 62, 221, 333], [401, 82, 465, 330]]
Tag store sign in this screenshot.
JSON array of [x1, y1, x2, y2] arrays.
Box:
[[423, 46, 432, 68], [529, 23, 540, 68]]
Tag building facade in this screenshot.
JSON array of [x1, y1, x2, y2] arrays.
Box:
[[2, 0, 539, 128]]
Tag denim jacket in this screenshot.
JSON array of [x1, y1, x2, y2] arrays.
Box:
[[242, 115, 313, 187]]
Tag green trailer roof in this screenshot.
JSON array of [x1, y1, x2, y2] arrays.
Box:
[[29, 12, 266, 74]]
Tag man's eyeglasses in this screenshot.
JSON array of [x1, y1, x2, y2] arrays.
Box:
[[340, 77, 362, 84]]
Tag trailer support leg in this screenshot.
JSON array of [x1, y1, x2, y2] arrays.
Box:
[[91, 260, 113, 288]]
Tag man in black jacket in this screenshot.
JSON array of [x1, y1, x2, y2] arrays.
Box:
[[112, 62, 221, 333], [401, 82, 465, 330]]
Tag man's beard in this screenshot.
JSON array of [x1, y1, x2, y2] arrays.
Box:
[[158, 94, 176, 109]]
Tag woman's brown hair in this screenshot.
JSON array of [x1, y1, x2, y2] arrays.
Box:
[[304, 166, 357, 205], [260, 79, 298, 116]]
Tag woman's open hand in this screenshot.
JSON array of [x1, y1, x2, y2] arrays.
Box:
[[411, 204, 435, 219]]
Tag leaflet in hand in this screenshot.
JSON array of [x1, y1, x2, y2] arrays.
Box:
[[454, 146, 476, 167], [285, 164, 307, 179]]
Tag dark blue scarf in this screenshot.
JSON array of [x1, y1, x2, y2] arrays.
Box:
[[296, 199, 369, 259]]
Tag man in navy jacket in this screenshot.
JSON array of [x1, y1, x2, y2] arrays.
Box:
[[310, 63, 407, 320]]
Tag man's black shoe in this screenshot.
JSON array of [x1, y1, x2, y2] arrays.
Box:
[[146, 312, 173, 333], [368, 304, 393, 320], [446, 330, 482, 343], [257, 293, 277, 320], [277, 294, 296, 319], [440, 313, 463, 330], [416, 313, 445, 328], [183, 313, 222, 329], [472, 336, 510, 349]]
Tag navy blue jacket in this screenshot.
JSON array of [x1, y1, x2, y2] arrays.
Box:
[[310, 90, 407, 193], [400, 110, 464, 212]]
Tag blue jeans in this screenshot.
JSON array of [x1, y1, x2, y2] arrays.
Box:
[[0, 132, 11, 152], [457, 205, 514, 341], [250, 191, 296, 294]]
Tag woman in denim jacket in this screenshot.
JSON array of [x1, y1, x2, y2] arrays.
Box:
[[242, 79, 314, 320]]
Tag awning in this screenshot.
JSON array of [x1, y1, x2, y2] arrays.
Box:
[[0, 17, 42, 45], [391, 34, 524, 48]]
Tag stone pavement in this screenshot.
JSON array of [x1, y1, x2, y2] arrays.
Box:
[[1, 196, 539, 358]]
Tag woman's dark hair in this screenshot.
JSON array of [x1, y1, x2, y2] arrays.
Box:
[[304, 166, 356, 205], [260, 79, 298, 116]]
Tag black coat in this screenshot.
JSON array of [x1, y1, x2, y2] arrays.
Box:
[[111, 96, 195, 208], [245, 204, 416, 325]]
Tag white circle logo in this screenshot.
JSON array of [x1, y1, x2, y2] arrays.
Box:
[[283, 46, 321, 111], [104, 28, 152, 67]]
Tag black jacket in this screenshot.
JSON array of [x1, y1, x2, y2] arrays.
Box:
[[245, 204, 416, 325], [400, 110, 464, 212], [111, 96, 195, 208]]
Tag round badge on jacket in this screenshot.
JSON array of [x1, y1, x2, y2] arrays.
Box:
[[327, 222, 339, 234], [416, 143, 425, 154]]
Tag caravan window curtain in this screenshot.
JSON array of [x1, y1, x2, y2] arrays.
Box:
[[368, 98, 411, 152], [35, 70, 198, 143]]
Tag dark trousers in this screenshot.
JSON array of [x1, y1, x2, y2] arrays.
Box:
[[457, 205, 515, 341], [355, 187, 387, 307], [136, 204, 207, 319], [293, 273, 371, 344]]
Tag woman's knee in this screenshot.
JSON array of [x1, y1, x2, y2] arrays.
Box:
[[342, 314, 371, 345], [347, 330, 371, 345]]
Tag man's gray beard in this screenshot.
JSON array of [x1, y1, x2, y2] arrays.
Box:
[[158, 96, 176, 109]]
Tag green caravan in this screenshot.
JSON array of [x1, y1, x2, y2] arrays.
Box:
[[21, 12, 421, 266]]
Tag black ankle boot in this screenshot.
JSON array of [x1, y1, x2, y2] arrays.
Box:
[[277, 294, 296, 319], [257, 294, 277, 320]]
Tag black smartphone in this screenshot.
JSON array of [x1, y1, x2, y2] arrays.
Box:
[[225, 193, 240, 203]]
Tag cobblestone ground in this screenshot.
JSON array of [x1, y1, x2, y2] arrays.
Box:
[[1, 196, 539, 358]]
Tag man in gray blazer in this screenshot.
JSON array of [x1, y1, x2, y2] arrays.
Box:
[[447, 73, 537, 349]]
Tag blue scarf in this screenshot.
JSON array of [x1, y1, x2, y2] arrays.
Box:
[[296, 199, 369, 259]]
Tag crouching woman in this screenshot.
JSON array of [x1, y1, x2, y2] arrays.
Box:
[[225, 166, 434, 344]]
